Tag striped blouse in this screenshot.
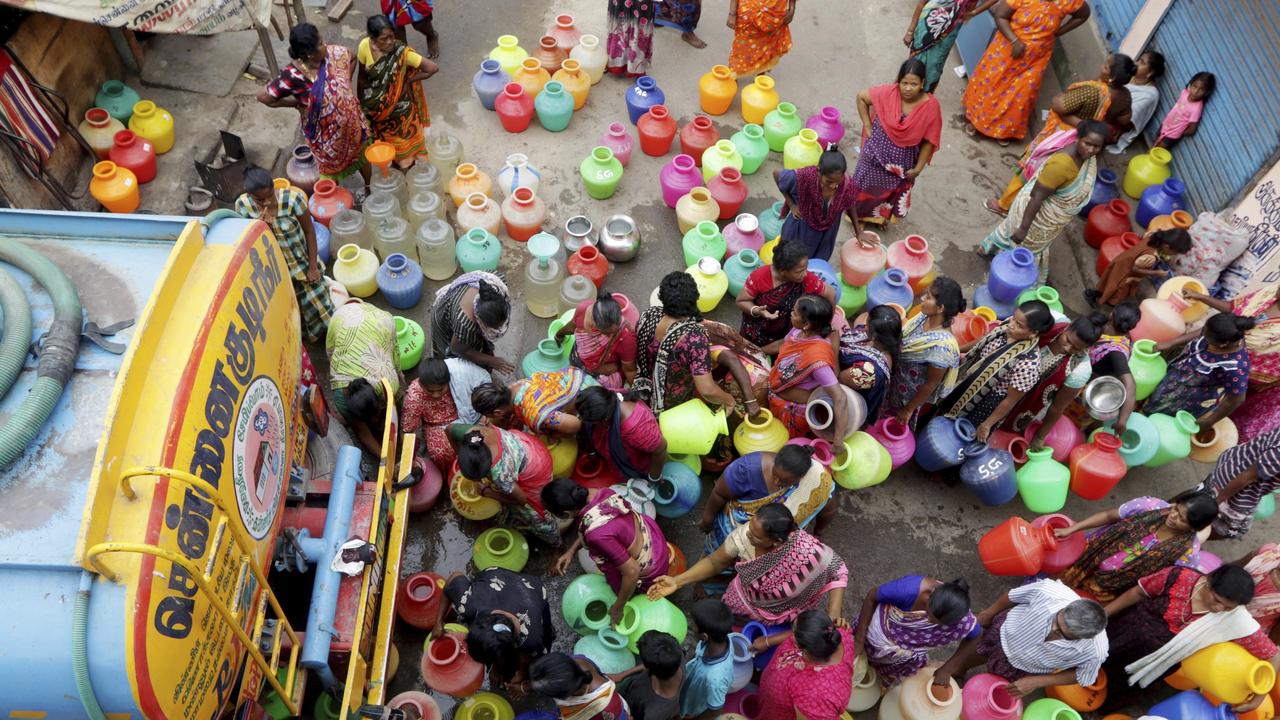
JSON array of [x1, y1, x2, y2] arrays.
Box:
[[999, 579, 1109, 685], [1206, 428, 1280, 538]]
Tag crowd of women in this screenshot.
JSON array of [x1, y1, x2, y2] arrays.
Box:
[[233, 2, 1280, 718]]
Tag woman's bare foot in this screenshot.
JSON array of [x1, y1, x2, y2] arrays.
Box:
[[681, 30, 707, 48], [425, 30, 440, 59]]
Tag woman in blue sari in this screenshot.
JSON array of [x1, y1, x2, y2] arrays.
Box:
[[699, 444, 836, 588]]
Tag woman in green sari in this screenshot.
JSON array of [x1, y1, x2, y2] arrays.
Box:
[[357, 15, 438, 167], [905, 0, 997, 92], [979, 120, 1107, 285]]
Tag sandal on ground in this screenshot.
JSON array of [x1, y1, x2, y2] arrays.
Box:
[[983, 199, 1008, 216]]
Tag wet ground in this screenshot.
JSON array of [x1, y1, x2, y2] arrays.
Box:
[[258, 0, 1277, 717]]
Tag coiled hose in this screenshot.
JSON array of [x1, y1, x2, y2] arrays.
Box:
[[0, 239, 82, 470], [73, 571, 107, 720], [0, 265, 32, 397]]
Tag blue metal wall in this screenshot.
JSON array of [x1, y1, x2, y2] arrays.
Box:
[[1093, 0, 1280, 211], [1093, 0, 1144, 49]]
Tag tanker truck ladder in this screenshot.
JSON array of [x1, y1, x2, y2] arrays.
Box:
[[85, 465, 305, 716]]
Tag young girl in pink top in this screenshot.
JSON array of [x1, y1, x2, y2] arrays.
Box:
[[1155, 71, 1215, 148]]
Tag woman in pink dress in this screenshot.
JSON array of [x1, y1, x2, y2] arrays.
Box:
[[576, 385, 668, 481], [753, 610, 857, 720]]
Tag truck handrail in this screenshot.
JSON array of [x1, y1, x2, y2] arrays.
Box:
[[88, 465, 303, 716]]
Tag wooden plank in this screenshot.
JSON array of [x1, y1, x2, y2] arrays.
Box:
[[325, 0, 352, 22], [1119, 0, 1174, 58]]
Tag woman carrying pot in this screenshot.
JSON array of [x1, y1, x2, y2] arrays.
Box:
[[766, 294, 851, 439], [1055, 491, 1218, 603], [451, 425, 560, 545], [576, 385, 668, 483]]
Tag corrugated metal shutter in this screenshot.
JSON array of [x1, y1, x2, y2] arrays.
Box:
[[1093, 0, 1280, 211], [1093, 0, 1144, 49]]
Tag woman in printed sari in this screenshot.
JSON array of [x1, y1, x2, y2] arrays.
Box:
[[704, 320, 771, 411], [726, 0, 796, 77], [988, 55, 1134, 213], [962, 0, 1092, 142], [429, 271, 514, 374], [452, 425, 561, 546], [555, 295, 636, 391], [852, 577, 979, 687], [1147, 314, 1254, 433], [1179, 282, 1280, 441], [635, 272, 739, 414], [933, 300, 1054, 442], [532, 653, 629, 720], [258, 24, 370, 183], [650, 504, 847, 625], [700, 444, 836, 555], [906, 0, 996, 92], [1101, 564, 1276, 713], [755, 611, 858, 720], [999, 313, 1103, 448], [886, 278, 964, 428], [837, 305, 901, 424], [773, 148, 861, 262], [576, 386, 667, 482], [471, 368, 599, 436], [737, 240, 836, 347], [357, 16, 437, 168], [544, 478, 670, 623], [980, 120, 1107, 284], [767, 295, 851, 439], [1056, 491, 1218, 603], [852, 59, 942, 225], [606, 0, 656, 77]]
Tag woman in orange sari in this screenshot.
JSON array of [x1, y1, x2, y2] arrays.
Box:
[[726, 0, 797, 77], [767, 295, 850, 439], [963, 0, 1092, 143], [357, 15, 438, 167]]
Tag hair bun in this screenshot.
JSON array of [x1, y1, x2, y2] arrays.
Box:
[[948, 577, 971, 594]]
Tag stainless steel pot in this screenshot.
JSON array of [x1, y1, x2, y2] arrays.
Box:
[[562, 215, 597, 255], [598, 214, 641, 262], [1083, 375, 1126, 423]]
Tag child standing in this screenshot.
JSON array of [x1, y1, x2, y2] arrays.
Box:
[[679, 600, 736, 720], [615, 631, 683, 720], [400, 358, 459, 473], [1155, 71, 1215, 148]]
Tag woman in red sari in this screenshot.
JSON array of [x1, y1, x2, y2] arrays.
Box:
[[767, 295, 850, 439], [736, 240, 836, 347], [852, 59, 942, 224], [258, 24, 370, 183], [999, 314, 1103, 448]]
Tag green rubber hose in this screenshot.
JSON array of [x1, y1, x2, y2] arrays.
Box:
[[73, 571, 107, 720], [0, 265, 32, 397], [0, 239, 82, 470]]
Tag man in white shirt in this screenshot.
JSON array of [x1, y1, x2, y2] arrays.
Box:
[[932, 578, 1109, 698]]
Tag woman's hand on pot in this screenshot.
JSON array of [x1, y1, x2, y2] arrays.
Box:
[[609, 604, 625, 627], [1054, 524, 1077, 539], [750, 636, 772, 654], [975, 421, 994, 443], [1005, 677, 1039, 698], [1028, 436, 1046, 452], [895, 407, 913, 426], [647, 576, 678, 600]]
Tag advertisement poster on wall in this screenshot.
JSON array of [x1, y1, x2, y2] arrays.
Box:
[[0, 0, 271, 34]]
